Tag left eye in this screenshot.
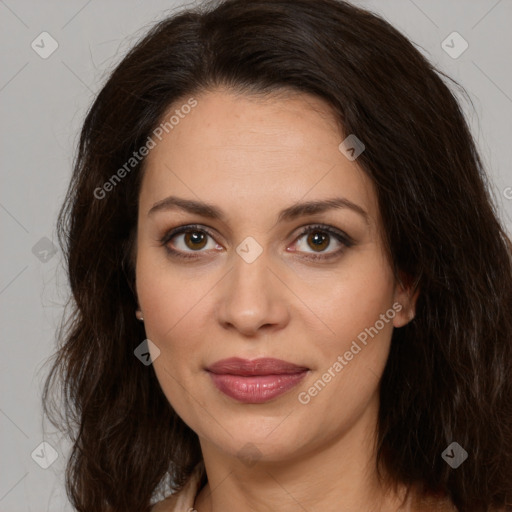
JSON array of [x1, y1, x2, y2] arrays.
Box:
[[160, 224, 353, 260], [292, 228, 342, 252], [290, 224, 353, 259]]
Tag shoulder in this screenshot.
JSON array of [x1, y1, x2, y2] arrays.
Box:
[[399, 484, 458, 512], [410, 487, 510, 512], [414, 495, 458, 511], [151, 463, 206, 512], [412, 493, 508, 512]]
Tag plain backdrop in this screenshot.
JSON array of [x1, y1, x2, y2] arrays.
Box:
[[1, 0, 511, 510]]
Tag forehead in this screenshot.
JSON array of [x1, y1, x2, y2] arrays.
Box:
[[139, 89, 379, 228]]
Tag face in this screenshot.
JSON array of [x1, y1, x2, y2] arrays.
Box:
[[135, 88, 415, 464]]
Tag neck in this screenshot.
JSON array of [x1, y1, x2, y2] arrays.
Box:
[[194, 394, 409, 512]]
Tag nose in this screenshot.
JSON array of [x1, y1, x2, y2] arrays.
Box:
[[215, 250, 291, 337]]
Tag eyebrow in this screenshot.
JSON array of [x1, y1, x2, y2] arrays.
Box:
[[148, 195, 369, 224]]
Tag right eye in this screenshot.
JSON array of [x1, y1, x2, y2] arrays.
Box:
[[160, 224, 222, 260]]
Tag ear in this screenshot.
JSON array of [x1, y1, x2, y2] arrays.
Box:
[[392, 271, 420, 328]]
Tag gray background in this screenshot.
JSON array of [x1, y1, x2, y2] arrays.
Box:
[[1, 0, 511, 510]]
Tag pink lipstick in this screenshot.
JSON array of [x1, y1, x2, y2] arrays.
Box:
[[206, 357, 309, 404]]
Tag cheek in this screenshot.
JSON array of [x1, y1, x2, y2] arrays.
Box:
[[136, 247, 212, 345], [135, 252, 211, 424], [135, 248, 222, 416], [295, 250, 395, 362], [298, 263, 396, 417]]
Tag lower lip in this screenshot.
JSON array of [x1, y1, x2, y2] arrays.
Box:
[[208, 371, 308, 404]]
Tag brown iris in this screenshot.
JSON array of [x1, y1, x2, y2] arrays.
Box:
[[184, 230, 208, 250], [307, 231, 329, 252]]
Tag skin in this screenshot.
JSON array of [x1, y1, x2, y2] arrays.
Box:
[[135, 88, 418, 512]]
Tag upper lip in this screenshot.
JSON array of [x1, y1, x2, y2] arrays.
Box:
[[206, 357, 309, 376]]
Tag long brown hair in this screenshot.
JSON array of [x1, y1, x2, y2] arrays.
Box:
[[43, 0, 512, 510]]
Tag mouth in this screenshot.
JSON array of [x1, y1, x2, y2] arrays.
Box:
[[206, 357, 310, 404]]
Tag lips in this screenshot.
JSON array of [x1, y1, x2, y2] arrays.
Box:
[[206, 357, 309, 403], [207, 357, 309, 376]]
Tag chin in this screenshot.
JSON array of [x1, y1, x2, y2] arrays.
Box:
[[203, 418, 312, 464]]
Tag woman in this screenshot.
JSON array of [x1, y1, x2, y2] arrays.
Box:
[[43, 0, 512, 511]]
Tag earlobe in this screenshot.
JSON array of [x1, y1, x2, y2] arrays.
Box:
[[392, 274, 420, 328], [392, 301, 416, 328]]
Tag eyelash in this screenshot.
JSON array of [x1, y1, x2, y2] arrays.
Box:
[[159, 223, 354, 261]]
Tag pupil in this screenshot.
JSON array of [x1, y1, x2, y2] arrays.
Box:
[[187, 231, 206, 249], [310, 232, 328, 251]]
